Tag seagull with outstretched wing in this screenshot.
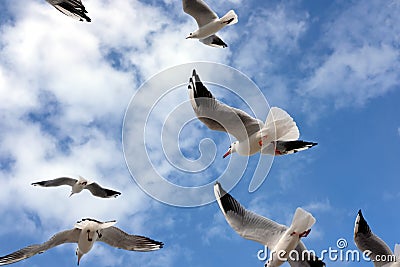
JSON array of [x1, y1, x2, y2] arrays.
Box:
[[0, 218, 163, 266], [182, 0, 238, 48], [188, 69, 317, 158], [32, 176, 121, 198]]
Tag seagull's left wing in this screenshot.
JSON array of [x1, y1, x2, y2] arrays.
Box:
[[0, 228, 80, 265], [85, 183, 121, 198], [182, 0, 218, 27], [214, 182, 286, 248], [99, 227, 163, 251]]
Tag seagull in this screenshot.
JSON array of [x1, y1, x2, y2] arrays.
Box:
[[188, 69, 317, 158], [0, 218, 163, 266], [182, 0, 238, 48], [214, 182, 324, 267], [46, 0, 91, 22], [31, 176, 121, 198], [354, 210, 400, 266]]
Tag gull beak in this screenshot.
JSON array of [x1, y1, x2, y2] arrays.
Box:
[[77, 254, 82, 266], [185, 36, 190, 39], [223, 149, 231, 158], [69, 192, 74, 197]]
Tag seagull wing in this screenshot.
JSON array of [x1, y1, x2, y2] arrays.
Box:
[[46, 0, 91, 22], [31, 177, 77, 187], [188, 69, 263, 142], [182, 0, 218, 27], [288, 242, 326, 267], [354, 210, 394, 267], [0, 229, 80, 265], [214, 182, 286, 248], [85, 183, 121, 198], [98, 227, 163, 251], [262, 107, 300, 141], [200, 35, 228, 48]]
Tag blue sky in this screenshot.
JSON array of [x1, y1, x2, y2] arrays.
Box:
[[0, 0, 399, 266]]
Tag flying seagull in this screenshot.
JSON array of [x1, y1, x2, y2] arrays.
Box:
[[182, 0, 238, 48], [188, 69, 317, 158], [32, 176, 121, 198], [214, 182, 324, 267], [354, 210, 400, 266], [46, 0, 91, 22], [0, 218, 163, 266]]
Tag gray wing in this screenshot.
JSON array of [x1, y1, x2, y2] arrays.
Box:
[[288, 242, 326, 267], [46, 0, 91, 22], [182, 0, 218, 27], [0, 229, 80, 265], [200, 35, 228, 48], [354, 210, 394, 267], [188, 69, 263, 142], [214, 182, 286, 248], [98, 227, 163, 252], [85, 183, 121, 198], [31, 177, 77, 187]]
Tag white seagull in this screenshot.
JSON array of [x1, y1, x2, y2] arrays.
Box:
[[354, 210, 400, 266], [0, 218, 163, 266], [214, 182, 324, 267], [46, 0, 91, 22], [183, 0, 238, 48], [32, 176, 121, 198], [188, 69, 317, 158]]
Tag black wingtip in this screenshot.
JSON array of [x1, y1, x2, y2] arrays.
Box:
[[356, 209, 371, 234], [192, 69, 197, 76]]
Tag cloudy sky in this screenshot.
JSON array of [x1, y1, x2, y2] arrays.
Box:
[[0, 0, 399, 266]]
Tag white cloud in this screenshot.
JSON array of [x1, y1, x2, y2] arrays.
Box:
[[302, 44, 399, 108], [233, 3, 309, 74], [299, 1, 400, 114], [302, 199, 332, 213]]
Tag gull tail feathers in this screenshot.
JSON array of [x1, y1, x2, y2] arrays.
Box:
[[290, 207, 316, 234], [220, 10, 238, 25]]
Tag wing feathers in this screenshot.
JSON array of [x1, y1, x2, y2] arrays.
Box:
[[214, 182, 286, 248], [0, 229, 80, 265], [99, 227, 163, 252]]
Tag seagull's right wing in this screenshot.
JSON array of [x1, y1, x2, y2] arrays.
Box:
[[354, 210, 394, 267], [31, 177, 77, 187], [0, 229, 80, 265], [99, 227, 163, 252], [182, 0, 218, 27], [214, 182, 286, 248], [46, 0, 91, 22], [188, 69, 263, 142]]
